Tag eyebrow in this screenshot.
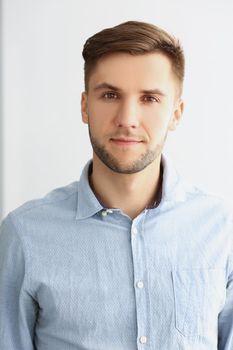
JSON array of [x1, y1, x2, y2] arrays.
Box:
[[93, 82, 167, 96]]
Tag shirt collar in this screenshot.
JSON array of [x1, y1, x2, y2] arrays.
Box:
[[75, 153, 187, 220], [161, 154, 187, 204], [76, 160, 103, 220]]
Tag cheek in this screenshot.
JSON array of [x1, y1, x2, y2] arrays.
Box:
[[142, 108, 173, 144], [144, 109, 171, 133], [87, 102, 107, 133], [88, 108, 109, 136], [89, 100, 118, 120]]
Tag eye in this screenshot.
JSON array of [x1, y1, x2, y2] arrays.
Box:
[[142, 95, 160, 103], [102, 92, 119, 100]]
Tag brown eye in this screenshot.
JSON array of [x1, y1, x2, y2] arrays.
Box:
[[142, 95, 159, 103], [102, 92, 118, 99]]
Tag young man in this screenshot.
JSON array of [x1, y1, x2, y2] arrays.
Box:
[[0, 21, 232, 350]]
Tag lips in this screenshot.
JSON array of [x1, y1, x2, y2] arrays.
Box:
[[110, 138, 143, 146]]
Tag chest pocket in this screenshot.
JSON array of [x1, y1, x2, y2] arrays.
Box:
[[172, 268, 226, 338]]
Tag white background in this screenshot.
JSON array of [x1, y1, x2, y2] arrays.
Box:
[[1, 0, 233, 220]]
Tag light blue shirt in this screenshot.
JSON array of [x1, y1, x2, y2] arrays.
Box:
[[0, 155, 233, 350]]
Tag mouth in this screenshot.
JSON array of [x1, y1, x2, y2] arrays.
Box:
[[110, 138, 143, 146]]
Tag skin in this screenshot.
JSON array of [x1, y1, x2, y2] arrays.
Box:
[[81, 52, 184, 219]]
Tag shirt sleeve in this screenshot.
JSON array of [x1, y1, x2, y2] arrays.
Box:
[[0, 214, 37, 349], [218, 249, 233, 349]]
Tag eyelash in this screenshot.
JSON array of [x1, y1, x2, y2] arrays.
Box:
[[102, 92, 118, 100], [101, 92, 160, 103], [142, 96, 160, 103]]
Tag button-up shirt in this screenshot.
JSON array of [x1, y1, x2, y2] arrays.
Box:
[[0, 154, 233, 350]]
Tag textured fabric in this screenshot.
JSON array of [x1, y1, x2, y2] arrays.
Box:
[[0, 154, 233, 350]]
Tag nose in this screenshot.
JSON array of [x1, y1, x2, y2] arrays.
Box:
[[114, 97, 140, 128]]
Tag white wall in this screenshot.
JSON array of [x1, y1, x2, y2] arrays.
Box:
[[1, 0, 233, 219], [0, 0, 3, 219]]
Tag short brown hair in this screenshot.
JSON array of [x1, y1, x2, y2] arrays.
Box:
[[82, 20, 185, 96]]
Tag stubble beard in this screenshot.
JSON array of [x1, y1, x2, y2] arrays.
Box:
[[88, 126, 167, 174]]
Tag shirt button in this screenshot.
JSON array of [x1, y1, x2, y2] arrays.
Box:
[[139, 336, 147, 344], [101, 210, 107, 217], [136, 280, 144, 289], [106, 209, 113, 214], [132, 227, 138, 235]]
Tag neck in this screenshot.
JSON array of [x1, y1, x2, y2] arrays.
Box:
[[89, 155, 163, 219]]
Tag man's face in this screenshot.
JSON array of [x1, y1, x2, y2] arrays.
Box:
[[81, 52, 184, 174]]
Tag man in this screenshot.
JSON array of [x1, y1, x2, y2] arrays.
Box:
[[0, 20, 232, 350]]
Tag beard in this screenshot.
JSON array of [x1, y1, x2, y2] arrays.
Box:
[[88, 126, 167, 174]]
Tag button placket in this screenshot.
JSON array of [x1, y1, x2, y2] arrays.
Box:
[[130, 216, 150, 348], [131, 227, 138, 237]]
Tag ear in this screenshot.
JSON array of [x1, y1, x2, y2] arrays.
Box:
[[81, 92, 89, 124], [168, 98, 184, 131]]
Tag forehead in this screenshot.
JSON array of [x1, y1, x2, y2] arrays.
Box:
[[88, 52, 176, 92]]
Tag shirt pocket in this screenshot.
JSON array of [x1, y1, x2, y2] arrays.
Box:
[[172, 268, 226, 338]]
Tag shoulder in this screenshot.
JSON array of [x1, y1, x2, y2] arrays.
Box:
[[1, 181, 80, 230], [183, 181, 233, 223]]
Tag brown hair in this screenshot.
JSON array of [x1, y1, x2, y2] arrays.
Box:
[[82, 20, 185, 96]]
